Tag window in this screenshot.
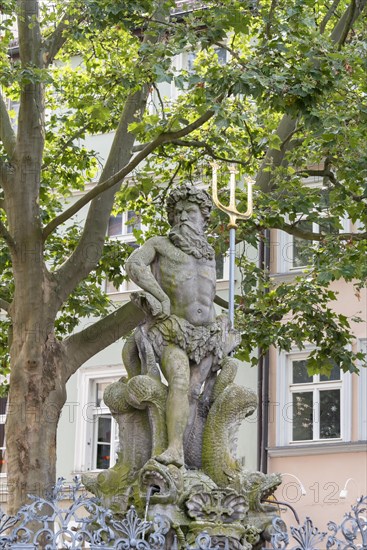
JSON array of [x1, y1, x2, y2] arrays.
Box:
[[290, 359, 341, 442], [107, 211, 141, 238], [73, 365, 122, 473], [105, 240, 139, 295], [91, 381, 119, 470], [105, 211, 141, 295], [278, 216, 349, 272], [276, 348, 352, 446], [276, 177, 350, 273], [216, 252, 230, 281]]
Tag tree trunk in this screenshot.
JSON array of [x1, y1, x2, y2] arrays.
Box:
[[5, 231, 70, 513], [6, 332, 67, 514]]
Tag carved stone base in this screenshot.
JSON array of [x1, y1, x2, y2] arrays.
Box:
[[83, 459, 280, 550]]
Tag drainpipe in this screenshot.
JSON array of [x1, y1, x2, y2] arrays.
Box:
[[257, 229, 270, 473]]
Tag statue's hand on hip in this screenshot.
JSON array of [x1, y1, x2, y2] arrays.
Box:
[[156, 298, 171, 320]]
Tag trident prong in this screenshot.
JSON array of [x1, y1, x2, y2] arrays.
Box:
[[212, 162, 253, 229], [211, 162, 254, 329]]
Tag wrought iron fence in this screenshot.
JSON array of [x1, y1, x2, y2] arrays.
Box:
[[0, 478, 227, 549], [0, 478, 365, 549], [266, 495, 367, 550]]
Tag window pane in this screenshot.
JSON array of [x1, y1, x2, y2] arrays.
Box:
[[126, 211, 141, 234], [293, 221, 313, 268], [96, 444, 110, 469], [293, 392, 313, 441], [216, 254, 224, 280], [0, 424, 4, 448], [320, 363, 340, 381], [320, 390, 340, 439], [292, 360, 312, 384], [108, 214, 122, 236], [0, 398, 7, 415], [97, 416, 111, 442]]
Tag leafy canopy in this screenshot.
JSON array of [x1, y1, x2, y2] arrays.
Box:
[[0, 0, 366, 383]]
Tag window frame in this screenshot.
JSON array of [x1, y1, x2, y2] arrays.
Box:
[[215, 251, 230, 282], [276, 347, 352, 447], [105, 211, 142, 295], [73, 365, 123, 473], [90, 381, 119, 470], [107, 211, 141, 239], [278, 215, 350, 273], [277, 177, 350, 273]]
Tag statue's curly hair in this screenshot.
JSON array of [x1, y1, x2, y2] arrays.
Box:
[[166, 185, 212, 227]]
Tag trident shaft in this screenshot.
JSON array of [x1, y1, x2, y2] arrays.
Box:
[[212, 163, 253, 328]]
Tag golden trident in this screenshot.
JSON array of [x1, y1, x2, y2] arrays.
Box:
[[212, 163, 254, 328]]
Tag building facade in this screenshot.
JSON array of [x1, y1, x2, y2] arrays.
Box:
[[266, 216, 367, 530]]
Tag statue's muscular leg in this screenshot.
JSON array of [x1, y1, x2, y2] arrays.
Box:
[[156, 344, 190, 467], [185, 355, 213, 434]]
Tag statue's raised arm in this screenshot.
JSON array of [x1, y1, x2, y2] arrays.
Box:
[[126, 238, 171, 318]]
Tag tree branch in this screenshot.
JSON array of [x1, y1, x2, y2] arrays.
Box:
[[281, 223, 367, 242], [0, 220, 16, 250], [157, 138, 251, 167], [43, 108, 216, 239], [320, 0, 342, 33], [256, 114, 298, 193], [0, 94, 16, 159], [214, 41, 246, 66], [335, 0, 357, 47], [297, 169, 366, 202], [152, 83, 166, 121], [265, 0, 278, 39], [214, 295, 229, 309], [64, 301, 145, 377], [52, 0, 175, 307], [17, 0, 42, 67], [16, 0, 45, 176], [0, 298, 10, 312], [42, 4, 88, 66]]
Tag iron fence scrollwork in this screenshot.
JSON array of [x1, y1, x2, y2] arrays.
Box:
[[0, 478, 228, 549], [266, 495, 367, 550], [0, 479, 365, 549]]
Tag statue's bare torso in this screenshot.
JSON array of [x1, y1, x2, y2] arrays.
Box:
[[126, 235, 216, 326], [150, 237, 216, 326]]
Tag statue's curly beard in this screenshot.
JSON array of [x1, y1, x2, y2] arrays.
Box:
[[169, 221, 215, 260]]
